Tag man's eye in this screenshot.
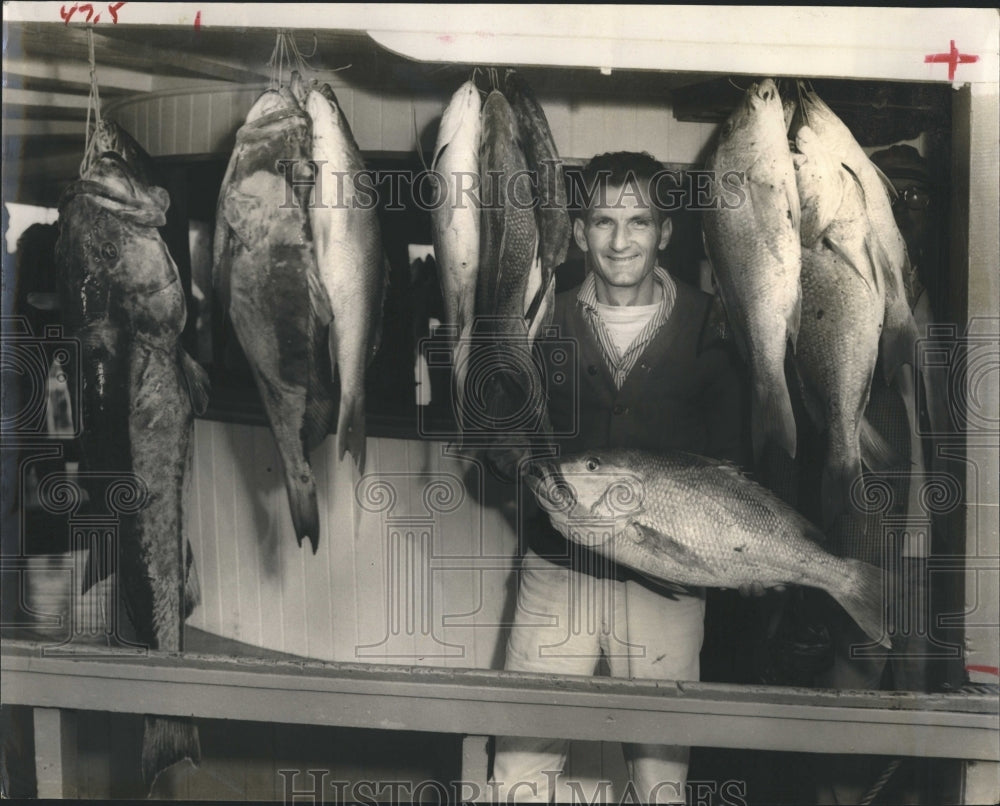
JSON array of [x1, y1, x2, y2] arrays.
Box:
[[631, 219, 652, 228], [593, 218, 612, 228]]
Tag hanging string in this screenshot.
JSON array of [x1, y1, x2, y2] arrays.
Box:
[[80, 26, 104, 176], [268, 29, 350, 90]]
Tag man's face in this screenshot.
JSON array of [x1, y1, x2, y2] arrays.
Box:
[[573, 181, 672, 290], [890, 179, 930, 262]]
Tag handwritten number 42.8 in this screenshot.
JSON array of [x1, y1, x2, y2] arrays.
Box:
[[61, 2, 126, 25]]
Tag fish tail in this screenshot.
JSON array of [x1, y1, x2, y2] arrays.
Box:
[[786, 288, 802, 353], [820, 456, 860, 530], [283, 464, 320, 554], [832, 559, 891, 649], [178, 349, 211, 415], [860, 416, 907, 471], [142, 715, 200, 794], [752, 375, 797, 462], [452, 334, 472, 429], [337, 393, 367, 475]]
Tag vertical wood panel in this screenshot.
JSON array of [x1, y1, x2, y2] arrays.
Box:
[[352, 437, 390, 662], [213, 424, 242, 638], [322, 438, 360, 662]]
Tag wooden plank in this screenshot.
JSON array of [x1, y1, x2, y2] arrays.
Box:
[[2, 58, 155, 95], [460, 734, 490, 802], [4, 643, 996, 761], [32, 707, 77, 799], [962, 760, 1000, 805]]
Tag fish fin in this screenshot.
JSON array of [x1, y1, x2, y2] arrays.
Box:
[[307, 267, 333, 327], [860, 417, 907, 472], [821, 234, 876, 296], [630, 567, 698, 601], [786, 286, 802, 352], [752, 377, 797, 462], [879, 304, 919, 388], [524, 266, 554, 341], [369, 256, 391, 364], [183, 540, 201, 619], [178, 350, 211, 416], [869, 159, 899, 202], [142, 716, 201, 795], [337, 394, 367, 475], [785, 173, 801, 235], [861, 231, 883, 297], [630, 522, 716, 578], [831, 559, 891, 649], [221, 187, 263, 250]]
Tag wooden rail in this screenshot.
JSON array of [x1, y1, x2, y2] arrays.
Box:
[[2, 639, 997, 762]]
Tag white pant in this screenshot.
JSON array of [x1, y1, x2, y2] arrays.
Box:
[[491, 550, 706, 804]]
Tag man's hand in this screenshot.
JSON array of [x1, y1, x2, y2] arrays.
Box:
[[737, 582, 787, 598]]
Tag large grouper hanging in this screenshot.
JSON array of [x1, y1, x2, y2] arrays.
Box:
[[213, 86, 336, 553], [56, 150, 210, 788]]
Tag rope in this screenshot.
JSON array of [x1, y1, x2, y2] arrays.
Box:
[[858, 758, 903, 805], [80, 26, 103, 177], [269, 29, 350, 89]]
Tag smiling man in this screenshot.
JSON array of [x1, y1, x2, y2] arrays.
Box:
[[490, 152, 750, 804]]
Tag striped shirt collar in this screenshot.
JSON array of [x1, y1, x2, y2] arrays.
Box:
[[578, 266, 677, 389]]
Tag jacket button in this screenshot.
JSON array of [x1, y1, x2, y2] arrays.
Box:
[[587, 364, 599, 376], [613, 403, 627, 415]]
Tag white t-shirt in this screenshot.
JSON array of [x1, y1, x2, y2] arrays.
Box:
[[595, 300, 660, 360]]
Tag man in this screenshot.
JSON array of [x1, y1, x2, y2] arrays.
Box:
[[490, 152, 749, 804]]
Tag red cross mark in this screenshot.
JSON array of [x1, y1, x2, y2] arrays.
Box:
[[925, 40, 979, 81]]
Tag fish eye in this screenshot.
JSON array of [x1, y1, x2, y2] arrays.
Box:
[[585, 457, 600, 472], [99, 242, 118, 260]]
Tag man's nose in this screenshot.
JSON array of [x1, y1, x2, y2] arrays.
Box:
[[611, 223, 629, 250]]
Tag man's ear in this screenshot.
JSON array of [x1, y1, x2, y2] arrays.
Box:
[[658, 217, 673, 251], [573, 217, 589, 253]]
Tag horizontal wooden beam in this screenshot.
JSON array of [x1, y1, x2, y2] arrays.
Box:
[[2, 57, 155, 95], [13, 25, 271, 85], [3, 118, 85, 137], [2, 640, 996, 761]]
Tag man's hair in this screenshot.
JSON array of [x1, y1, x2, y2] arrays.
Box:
[[573, 151, 667, 221]]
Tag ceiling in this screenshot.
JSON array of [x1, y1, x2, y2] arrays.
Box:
[[3, 20, 951, 209]]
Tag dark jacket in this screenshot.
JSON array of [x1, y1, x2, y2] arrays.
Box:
[[526, 276, 750, 576]]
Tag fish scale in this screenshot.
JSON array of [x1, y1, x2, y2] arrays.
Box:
[[213, 88, 335, 553], [57, 152, 209, 789], [702, 79, 802, 463], [477, 90, 539, 327], [305, 83, 387, 475], [792, 125, 890, 534], [528, 449, 889, 647]]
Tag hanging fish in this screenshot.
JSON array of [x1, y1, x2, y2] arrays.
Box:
[[503, 70, 570, 334], [213, 86, 335, 553], [305, 82, 388, 474], [56, 152, 209, 788], [702, 79, 802, 463], [430, 80, 481, 413], [792, 125, 901, 534]]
